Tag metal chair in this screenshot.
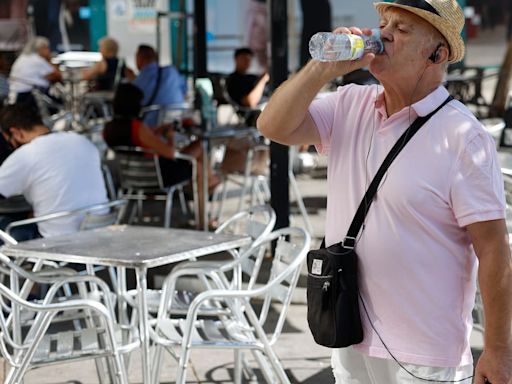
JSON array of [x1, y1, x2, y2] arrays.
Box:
[[113, 146, 199, 228], [151, 227, 311, 384], [0, 228, 138, 383], [221, 76, 263, 127], [123, 205, 276, 318], [31, 88, 72, 131], [5, 199, 127, 237], [288, 146, 314, 235], [0, 272, 139, 384], [212, 133, 271, 222]]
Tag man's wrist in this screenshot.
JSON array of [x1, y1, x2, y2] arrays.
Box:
[[304, 60, 340, 85], [484, 338, 512, 353]]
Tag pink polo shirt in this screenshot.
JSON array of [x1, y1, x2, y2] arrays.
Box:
[[309, 84, 505, 367]]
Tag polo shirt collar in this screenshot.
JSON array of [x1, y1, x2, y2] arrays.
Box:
[[410, 85, 450, 117], [374, 85, 449, 121]]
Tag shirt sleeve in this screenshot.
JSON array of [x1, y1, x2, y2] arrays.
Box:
[[450, 131, 506, 227], [36, 56, 55, 78], [308, 87, 344, 155], [0, 149, 28, 198]]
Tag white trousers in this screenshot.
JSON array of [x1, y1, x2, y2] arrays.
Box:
[[332, 347, 474, 384]]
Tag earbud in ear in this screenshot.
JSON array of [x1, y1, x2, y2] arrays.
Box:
[[428, 44, 442, 63]]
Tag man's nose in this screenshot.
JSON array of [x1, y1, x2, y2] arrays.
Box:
[[380, 27, 393, 43]]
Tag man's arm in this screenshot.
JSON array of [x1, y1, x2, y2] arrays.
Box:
[[242, 73, 269, 108], [81, 60, 107, 81], [467, 219, 512, 384], [45, 64, 62, 83], [257, 27, 374, 147]]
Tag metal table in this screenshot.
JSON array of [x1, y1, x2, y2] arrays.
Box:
[[1, 225, 251, 384], [191, 125, 258, 230]]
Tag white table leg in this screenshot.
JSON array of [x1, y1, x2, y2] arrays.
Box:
[[136, 267, 151, 384], [202, 137, 209, 231]]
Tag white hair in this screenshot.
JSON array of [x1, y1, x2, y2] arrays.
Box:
[[22, 36, 50, 55]]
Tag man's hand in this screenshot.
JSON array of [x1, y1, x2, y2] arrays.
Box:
[[475, 348, 512, 384], [312, 26, 376, 82]]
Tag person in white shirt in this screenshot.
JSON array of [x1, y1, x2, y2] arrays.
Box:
[[9, 36, 61, 108], [0, 104, 108, 240]]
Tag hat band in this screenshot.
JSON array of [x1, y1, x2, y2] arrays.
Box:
[[393, 0, 440, 16]]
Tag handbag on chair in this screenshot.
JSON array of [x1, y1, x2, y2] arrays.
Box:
[[307, 96, 453, 348]]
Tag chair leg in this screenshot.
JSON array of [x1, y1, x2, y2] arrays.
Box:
[[150, 344, 165, 384], [176, 340, 193, 384], [8, 313, 54, 384], [178, 186, 188, 215], [164, 188, 176, 228], [105, 333, 129, 384], [128, 201, 138, 225], [289, 170, 313, 235], [137, 192, 144, 224], [250, 177, 258, 208], [237, 175, 250, 213], [215, 178, 229, 221], [261, 345, 291, 384], [234, 350, 243, 384]]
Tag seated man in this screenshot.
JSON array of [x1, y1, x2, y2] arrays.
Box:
[[132, 44, 187, 127], [0, 105, 108, 241], [219, 48, 270, 178], [226, 47, 269, 111]]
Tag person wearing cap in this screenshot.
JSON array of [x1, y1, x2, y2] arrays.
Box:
[[258, 0, 512, 383]]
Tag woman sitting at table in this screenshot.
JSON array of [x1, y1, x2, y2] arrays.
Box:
[[103, 83, 219, 227], [81, 37, 132, 91]]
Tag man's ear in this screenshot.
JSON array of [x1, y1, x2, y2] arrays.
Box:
[[433, 46, 450, 65], [9, 127, 24, 142]]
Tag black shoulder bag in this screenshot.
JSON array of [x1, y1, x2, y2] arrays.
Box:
[[307, 96, 453, 348]]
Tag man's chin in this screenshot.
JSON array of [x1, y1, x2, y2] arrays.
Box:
[[368, 61, 386, 80]]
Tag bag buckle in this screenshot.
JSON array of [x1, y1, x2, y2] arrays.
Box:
[[342, 236, 356, 250]]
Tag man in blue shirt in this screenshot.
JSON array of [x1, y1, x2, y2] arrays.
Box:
[[133, 44, 187, 127]]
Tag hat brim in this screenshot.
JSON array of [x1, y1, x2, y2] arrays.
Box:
[[374, 2, 465, 63]]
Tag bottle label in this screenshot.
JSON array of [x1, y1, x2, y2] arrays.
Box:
[[347, 34, 365, 60]]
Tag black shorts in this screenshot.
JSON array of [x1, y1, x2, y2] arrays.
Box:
[[159, 158, 193, 187]]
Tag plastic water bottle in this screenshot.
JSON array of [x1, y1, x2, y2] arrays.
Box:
[[309, 29, 384, 62]]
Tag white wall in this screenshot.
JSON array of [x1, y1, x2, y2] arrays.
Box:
[[107, 0, 172, 71]]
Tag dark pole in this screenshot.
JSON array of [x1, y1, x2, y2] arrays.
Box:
[[193, 0, 207, 78], [269, 0, 290, 230]]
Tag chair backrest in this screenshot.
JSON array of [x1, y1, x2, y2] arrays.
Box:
[[221, 78, 262, 126], [4, 200, 128, 236], [31, 88, 70, 130], [215, 204, 275, 240], [244, 227, 310, 345], [113, 146, 164, 190], [79, 199, 127, 231], [140, 103, 193, 127], [0, 229, 17, 245], [215, 205, 276, 288]]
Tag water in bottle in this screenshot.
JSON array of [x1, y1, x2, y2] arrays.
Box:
[[309, 29, 384, 62]]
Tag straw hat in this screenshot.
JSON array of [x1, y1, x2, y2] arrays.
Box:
[[373, 0, 465, 63]]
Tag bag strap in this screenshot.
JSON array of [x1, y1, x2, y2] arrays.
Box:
[[144, 66, 163, 107], [113, 58, 125, 89], [339, 95, 453, 249]]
